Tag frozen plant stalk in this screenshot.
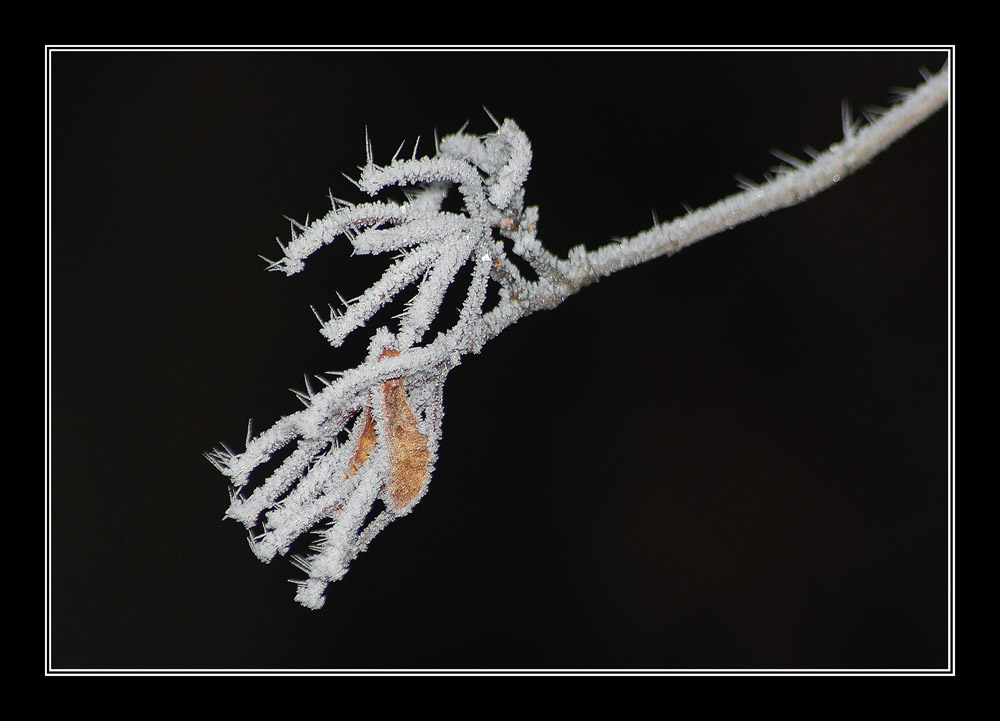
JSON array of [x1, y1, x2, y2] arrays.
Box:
[[208, 66, 948, 609], [208, 117, 547, 609]]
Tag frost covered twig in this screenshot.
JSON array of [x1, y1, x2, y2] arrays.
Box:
[[554, 63, 950, 296], [208, 64, 948, 609]]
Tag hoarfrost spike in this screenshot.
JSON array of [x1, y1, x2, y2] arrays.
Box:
[[770, 149, 807, 170], [482, 106, 500, 129], [841, 99, 860, 139], [391, 138, 406, 164]]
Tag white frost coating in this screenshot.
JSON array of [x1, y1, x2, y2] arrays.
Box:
[[209, 119, 542, 609], [209, 66, 948, 609]]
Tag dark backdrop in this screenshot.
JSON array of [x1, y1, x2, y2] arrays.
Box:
[[49, 47, 950, 671]]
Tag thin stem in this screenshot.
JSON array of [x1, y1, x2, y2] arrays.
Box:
[[547, 63, 949, 296]]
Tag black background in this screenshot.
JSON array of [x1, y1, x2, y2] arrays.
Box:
[[49, 47, 950, 671]]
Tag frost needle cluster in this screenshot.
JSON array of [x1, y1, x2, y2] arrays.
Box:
[[207, 118, 547, 609]]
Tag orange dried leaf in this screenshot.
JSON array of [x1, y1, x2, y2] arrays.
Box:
[[382, 376, 431, 509], [340, 348, 431, 508], [343, 408, 376, 480], [377, 348, 430, 509]]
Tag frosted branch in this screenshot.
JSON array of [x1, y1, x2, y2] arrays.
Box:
[[209, 64, 948, 609]]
